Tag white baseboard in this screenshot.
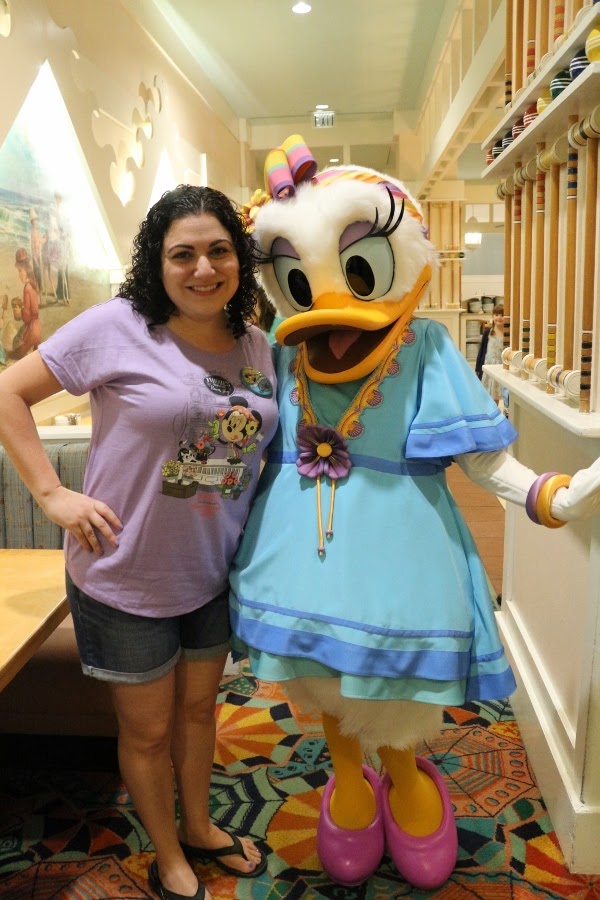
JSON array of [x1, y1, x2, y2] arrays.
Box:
[[497, 609, 600, 873]]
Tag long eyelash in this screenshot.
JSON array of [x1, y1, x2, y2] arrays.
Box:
[[254, 247, 275, 265], [367, 190, 405, 239], [254, 188, 404, 263]]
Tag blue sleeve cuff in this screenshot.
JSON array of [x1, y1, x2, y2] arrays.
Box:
[[407, 410, 517, 459]]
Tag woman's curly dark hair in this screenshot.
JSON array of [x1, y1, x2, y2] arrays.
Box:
[[118, 185, 258, 339]]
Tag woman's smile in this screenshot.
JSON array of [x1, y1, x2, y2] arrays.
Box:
[[161, 213, 240, 326]]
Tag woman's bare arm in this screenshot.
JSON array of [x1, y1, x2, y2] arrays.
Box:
[[0, 352, 122, 554]]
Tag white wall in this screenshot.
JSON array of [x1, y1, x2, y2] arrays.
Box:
[[1, 0, 245, 266]]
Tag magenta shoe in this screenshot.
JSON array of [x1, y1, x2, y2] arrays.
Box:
[[381, 756, 458, 890], [317, 764, 385, 886]]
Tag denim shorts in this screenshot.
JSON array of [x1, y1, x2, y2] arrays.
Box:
[[66, 572, 231, 684]]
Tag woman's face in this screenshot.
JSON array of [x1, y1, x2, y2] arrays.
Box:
[[161, 213, 240, 327]]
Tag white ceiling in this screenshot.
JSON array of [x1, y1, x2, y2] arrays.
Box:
[[149, 0, 453, 118], [121, 0, 487, 182]]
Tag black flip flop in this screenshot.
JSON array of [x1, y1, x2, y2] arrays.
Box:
[[180, 833, 268, 878], [148, 860, 206, 900]]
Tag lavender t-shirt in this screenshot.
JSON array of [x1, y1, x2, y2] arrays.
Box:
[[40, 298, 278, 616]]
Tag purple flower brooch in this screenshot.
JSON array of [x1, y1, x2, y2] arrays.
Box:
[[296, 424, 352, 555]]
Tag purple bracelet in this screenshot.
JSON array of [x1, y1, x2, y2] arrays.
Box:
[[526, 472, 558, 525]]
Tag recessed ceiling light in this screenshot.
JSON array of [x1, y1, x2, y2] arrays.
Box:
[[292, 2, 311, 13], [315, 104, 329, 110], [329, 158, 339, 163]]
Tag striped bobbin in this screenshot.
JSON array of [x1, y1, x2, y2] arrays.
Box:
[[581, 106, 600, 138], [536, 90, 552, 115], [569, 47, 589, 80], [512, 117, 525, 140], [550, 69, 571, 100], [502, 130, 514, 151], [586, 28, 600, 63], [554, 4, 565, 43], [523, 103, 538, 128]]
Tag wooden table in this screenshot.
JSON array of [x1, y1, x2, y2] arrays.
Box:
[[0, 549, 68, 692]]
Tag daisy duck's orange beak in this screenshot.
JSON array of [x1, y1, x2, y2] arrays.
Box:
[[274, 264, 432, 383]]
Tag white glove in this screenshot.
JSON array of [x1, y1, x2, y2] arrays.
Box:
[[549, 456, 600, 521], [455, 449, 537, 507], [456, 450, 600, 523]]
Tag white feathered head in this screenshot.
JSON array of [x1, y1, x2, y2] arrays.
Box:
[[243, 138, 437, 383]]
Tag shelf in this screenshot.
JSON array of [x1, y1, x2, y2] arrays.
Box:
[[484, 365, 600, 436], [37, 424, 92, 442], [482, 3, 600, 154], [31, 389, 90, 425], [437, 250, 466, 263], [481, 63, 600, 179], [415, 308, 462, 316]]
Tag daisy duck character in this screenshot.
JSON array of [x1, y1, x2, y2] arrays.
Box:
[[230, 135, 600, 889]]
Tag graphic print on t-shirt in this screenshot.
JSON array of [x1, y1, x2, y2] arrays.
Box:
[[161, 369, 271, 502]]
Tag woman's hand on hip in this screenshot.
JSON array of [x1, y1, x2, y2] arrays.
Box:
[[41, 486, 122, 555]]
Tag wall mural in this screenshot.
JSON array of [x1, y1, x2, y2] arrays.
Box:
[[0, 62, 120, 368]]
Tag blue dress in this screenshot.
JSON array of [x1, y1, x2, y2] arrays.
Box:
[[230, 318, 517, 707]]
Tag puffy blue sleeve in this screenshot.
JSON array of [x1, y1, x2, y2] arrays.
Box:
[[406, 319, 517, 460]]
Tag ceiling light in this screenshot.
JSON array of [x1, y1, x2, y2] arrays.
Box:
[[464, 232, 482, 250], [315, 104, 329, 110], [292, 2, 311, 13], [329, 158, 339, 163]]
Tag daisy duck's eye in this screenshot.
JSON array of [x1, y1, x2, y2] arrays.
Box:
[[271, 237, 313, 311], [340, 236, 395, 300], [273, 256, 313, 310]]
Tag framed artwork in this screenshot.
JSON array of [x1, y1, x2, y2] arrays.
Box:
[[0, 63, 120, 368]]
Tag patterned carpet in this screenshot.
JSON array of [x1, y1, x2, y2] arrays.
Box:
[[2, 668, 600, 899]]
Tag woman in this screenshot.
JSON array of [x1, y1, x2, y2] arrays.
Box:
[[0, 186, 278, 900], [11, 247, 41, 358], [475, 303, 504, 402]]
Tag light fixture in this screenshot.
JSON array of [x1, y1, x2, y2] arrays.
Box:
[[315, 104, 329, 110], [329, 157, 339, 163], [292, 2, 311, 13], [464, 232, 482, 250]]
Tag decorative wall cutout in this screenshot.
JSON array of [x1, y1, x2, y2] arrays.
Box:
[[183, 153, 208, 189], [44, 2, 215, 230], [148, 150, 176, 209], [109, 144, 136, 206], [92, 76, 162, 206], [0, 0, 10, 38], [184, 169, 202, 186], [0, 62, 120, 367]]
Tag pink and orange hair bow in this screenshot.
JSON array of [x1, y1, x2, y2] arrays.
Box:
[[263, 134, 318, 199], [240, 133, 424, 233]]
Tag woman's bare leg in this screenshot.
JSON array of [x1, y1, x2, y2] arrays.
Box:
[[110, 672, 208, 898], [172, 654, 262, 875]]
